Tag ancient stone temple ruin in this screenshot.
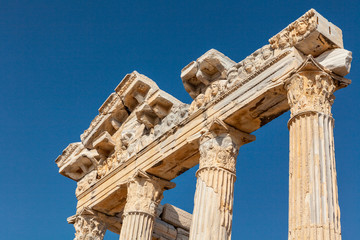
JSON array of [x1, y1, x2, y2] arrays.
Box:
[[56, 9, 352, 240]]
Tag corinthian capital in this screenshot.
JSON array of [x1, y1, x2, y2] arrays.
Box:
[[199, 119, 255, 173], [69, 209, 107, 240], [199, 133, 238, 172], [286, 71, 335, 117], [124, 170, 175, 217]]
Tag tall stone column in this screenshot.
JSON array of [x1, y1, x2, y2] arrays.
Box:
[[119, 170, 175, 240], [286, 70, 341, 240], [189, 122, 255, 240], [70, 209, 107, 240]]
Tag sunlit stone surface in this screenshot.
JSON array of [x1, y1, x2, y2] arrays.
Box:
[[55, 9, 351, 239]]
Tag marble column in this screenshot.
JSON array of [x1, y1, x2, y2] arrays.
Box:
[[189, 124, 255, 240], [286, 71, 341, 240], [71, 210, 107, 240], [119, 170, 175, 240]]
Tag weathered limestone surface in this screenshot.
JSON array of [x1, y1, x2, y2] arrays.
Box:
[[67, 204, 191, 240], [161, 204, 192, 231], [189, 120, 255, 240], [68, 208, 107, 240], [316, 49, 352, 76], [119, 170, 175, 240], [55, 8, 352, 239], [286, 58, 343, 239]]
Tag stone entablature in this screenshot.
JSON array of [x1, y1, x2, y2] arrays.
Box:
[[68, 204, 192, 240], [55, 8, 352, 239]]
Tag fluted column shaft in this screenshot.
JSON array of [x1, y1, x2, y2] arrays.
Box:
[[119, 170, 175, 240], [119, 211, 154, 240], [189, 127, 254, 240], [286, 71, 341, 240]]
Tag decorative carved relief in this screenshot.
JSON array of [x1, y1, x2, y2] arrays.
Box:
[[189, 94, 206, 113], [199, 133, 239, 173], [124, 170, 175, 217], [269, 9, 317, 50], [181, 49, 235, 99], [76, 170, 97, 196], [72, 212, 107, 240], [188, 80, 227, 114], [55, 142, 82, 168], [233, 45, 275, 81], [95, 102, 189, 181], [286, 71, 335, 117], [184, 47, 282, 113]]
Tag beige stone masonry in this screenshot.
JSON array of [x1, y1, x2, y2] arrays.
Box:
[[161, 204, 192, 231], [189, 120, 255, 240], [68, 208, 107, 240], [119, 170, 175, 240], [55, 8, 352, 240], [286, 57, 342, 240]]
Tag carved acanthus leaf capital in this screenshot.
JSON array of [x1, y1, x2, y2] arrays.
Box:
[[199, 132, 238, 172], [124, 170, 175, 217], [198, 120, 255, 173], [286, 71, 335, 117], [70, 209, 107, 240]]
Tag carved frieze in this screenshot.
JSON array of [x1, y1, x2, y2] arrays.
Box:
[[269, 9, 343, 56], [269, 10, 317, 50], [76, 170, 98, 196], [94, 100, 188, 181]]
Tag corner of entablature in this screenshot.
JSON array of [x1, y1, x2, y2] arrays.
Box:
[[269, 9, 343, 57]]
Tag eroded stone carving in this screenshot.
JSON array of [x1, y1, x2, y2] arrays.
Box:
[[286, 57, 336, 117], [119, 171, 175, 240], [70, 210, 107, 240], [269, 10, 317, 50], [55, 8, 353, 240], [190, 121, 255, 240], [56, 142, 99, 181], [269, 9, 343, 56], [181, 49, 235, 99], [76, 170, 98, 196], [229, 44, 275, 87], [124, 170, 175, 216], [199, 133, 238, 173]]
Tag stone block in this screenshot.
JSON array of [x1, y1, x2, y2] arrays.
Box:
[[316, 48, 352, 76], [153, 218, 177, 240], [161, 204, 192, 231]]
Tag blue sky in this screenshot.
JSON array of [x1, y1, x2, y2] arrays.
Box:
[[0, 0, 359, 239]]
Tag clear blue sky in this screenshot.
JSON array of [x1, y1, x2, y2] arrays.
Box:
[[1, 0, 359, 239]]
